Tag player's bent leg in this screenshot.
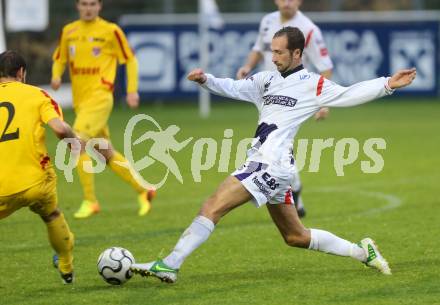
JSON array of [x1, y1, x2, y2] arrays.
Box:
[[267, 203, 390, 274], [40, 209, 75, 283], [267, 203, 310, 248], [131, 176, 253, 283]]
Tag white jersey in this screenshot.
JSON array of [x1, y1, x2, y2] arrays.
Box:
[[201, 65, 394, 169], [253, 11, 333, 73]]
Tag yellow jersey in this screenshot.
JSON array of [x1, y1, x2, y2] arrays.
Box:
[[52, 17, 138, 109], [0, 81, 62, 196]]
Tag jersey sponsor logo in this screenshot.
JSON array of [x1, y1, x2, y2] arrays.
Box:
[[70, 62, 100, 75], [92, 47, 101, 57], [90, 37, 105, 43], [262, 95, 297, 107], [262, 172, 279, 190], [300, 74, 310, 80], [252, 176, 271, 199]]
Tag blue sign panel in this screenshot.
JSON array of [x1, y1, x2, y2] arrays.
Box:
[[320, 21, 439, 96], [122, 20, 439, 98]]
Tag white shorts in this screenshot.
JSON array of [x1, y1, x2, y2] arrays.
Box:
[[232, 161, 294, 207]]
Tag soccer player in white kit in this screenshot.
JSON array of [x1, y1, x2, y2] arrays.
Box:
[[237, 0, 334, 217], [131, 27, 416, 283]]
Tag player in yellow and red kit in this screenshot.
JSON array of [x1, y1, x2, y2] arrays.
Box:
[[0, 51, 76, 283], [51, 0, 155, 219]]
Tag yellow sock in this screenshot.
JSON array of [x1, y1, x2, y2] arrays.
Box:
[[77, 153, 97, 202], [46, 213, 74, 274], [109, 151, 144, 193]]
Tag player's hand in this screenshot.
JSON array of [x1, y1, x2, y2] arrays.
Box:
[[51, 79, 61, 90], [68, 137, 82, 155], [126, 92, 140, 109], [314, 107, 329, 121], [187, 68, 207, 84], [236, 66, 251, 79], [388, 68, 416, 89]]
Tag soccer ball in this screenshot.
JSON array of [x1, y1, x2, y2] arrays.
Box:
[[97, 247, 135, 285]]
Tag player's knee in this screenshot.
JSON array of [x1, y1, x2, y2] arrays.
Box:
[[199, 195, 228, 224], [284, 231, 309, 248], [41, 208, 61, 223]]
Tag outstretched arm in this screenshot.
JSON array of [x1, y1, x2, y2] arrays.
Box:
[[317, 68, 416, 108], [188, 68, 263, 105]]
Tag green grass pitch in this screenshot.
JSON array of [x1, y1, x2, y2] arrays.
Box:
[[1, 98, 439, 305]]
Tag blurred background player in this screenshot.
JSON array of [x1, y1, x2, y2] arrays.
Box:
[[51, 0, 155, 219], [236, 0, 334, 217], [0, 51, 75, 284]]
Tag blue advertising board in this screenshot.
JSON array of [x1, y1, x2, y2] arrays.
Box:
[[322, 21, 439, 96], [122, 16, 439, 98]]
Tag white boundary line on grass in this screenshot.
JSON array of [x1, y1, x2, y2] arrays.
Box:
[[307, 186, 403, 218], [73, 184, 403, 219]]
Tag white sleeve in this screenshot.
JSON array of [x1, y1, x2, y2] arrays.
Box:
[[200, 73, 264, 106], [251, 19, 265, 53], [303, 27, 333, 73], [316, 76, 395, 107]]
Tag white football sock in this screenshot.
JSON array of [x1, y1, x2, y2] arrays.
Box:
[[163, 215, 215, 269], [308, 229, 366, 262]]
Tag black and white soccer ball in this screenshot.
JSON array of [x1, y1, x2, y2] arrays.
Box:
[[97, 247, 135, 285]]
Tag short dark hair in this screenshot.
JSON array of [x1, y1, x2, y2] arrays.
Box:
[[0, 51, 27, 78], [273, 26, 305, 56]]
